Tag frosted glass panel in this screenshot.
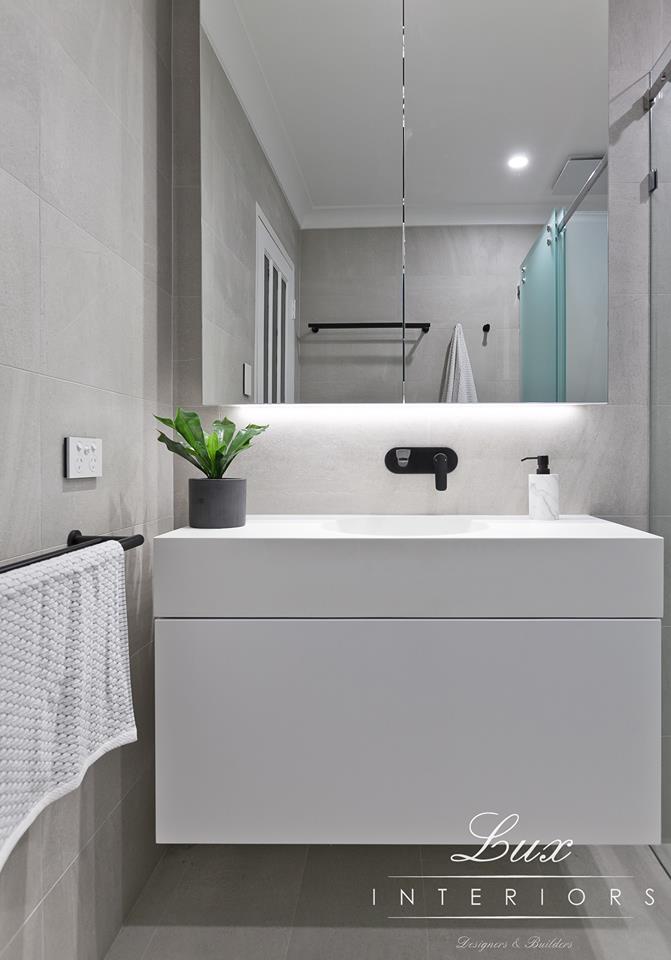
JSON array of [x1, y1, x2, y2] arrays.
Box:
[[519, 213, 564, 402]]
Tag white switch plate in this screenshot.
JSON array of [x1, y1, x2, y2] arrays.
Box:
[[242, 362, 253, 398], [65, 437, 103, 479]]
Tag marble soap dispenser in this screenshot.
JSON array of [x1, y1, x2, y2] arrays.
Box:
[[521, 455, 559, 521]]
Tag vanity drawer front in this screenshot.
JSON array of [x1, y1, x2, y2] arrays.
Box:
[[155, 618, 660, 845], [153, 535, 663, 619]]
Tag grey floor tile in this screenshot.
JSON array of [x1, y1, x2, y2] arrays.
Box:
[[104, 924, 155, 960], [287, 925, 428, 960], [145, 925, 290, 960], [125, 848, 191, 926], [158, 845, 307, 927]]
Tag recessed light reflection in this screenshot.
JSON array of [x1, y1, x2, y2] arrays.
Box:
[[507, 153, 529, 170]]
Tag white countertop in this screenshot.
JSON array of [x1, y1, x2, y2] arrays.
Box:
[[156, 514, 660, 540]]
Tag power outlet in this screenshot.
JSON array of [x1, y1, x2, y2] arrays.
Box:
[[65, 437, 103, 479]]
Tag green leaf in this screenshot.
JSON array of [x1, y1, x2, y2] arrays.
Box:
[[205, 430, 221, 474], [221, 423, 269, 471], [154, 414, 175, 430], [211, 417, 236, 453], [156, 432, 208, 476], [173, 409, 209, 467], [213, 448, 227, 478]]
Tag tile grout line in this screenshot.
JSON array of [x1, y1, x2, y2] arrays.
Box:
[[282, 845, 311, 960], [39, 5, 171, 172], [0, 164, 172, 301], [0, 359, 175, 407], [2, 513, 174, 566], [418, 845, 430, 960]]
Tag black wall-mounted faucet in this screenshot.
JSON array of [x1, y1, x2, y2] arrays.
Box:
[[385, 447, 458, 491]]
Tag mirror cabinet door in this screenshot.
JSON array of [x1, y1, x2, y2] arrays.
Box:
[[200, 0, 403, 404], [403, 0, 608, 403]]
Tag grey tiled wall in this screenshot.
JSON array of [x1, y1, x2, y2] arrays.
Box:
[[0, 0, 173, 956]]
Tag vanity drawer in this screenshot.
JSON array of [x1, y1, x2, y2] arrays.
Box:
[[155, 617, 660, 845]]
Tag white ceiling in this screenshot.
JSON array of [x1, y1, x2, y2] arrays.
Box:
[[201, 0, 608, 229]]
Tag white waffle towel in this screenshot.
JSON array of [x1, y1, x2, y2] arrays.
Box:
[[0, 541, 136, 872], [440, 322, 478, 402]]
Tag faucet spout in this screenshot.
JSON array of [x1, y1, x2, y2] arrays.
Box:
[[433, 452, 448, 491]]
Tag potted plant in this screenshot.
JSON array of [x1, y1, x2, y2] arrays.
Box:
[[155, 409, 268, 528]]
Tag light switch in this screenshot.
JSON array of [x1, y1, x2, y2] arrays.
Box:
[[65, 437, 103, 479], [242, 362, 253, 398]]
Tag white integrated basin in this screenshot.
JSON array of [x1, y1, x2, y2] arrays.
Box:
[[321, 514, 488, 536]]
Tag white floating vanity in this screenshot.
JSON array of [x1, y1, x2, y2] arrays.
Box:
[[154, 515, 663, 845]]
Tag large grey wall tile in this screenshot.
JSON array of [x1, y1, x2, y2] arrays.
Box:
[[650, 515, 671, 615], [651, 410, 671, 514], [0, 366, 41, 560], [119, 770, 162, 918], [609, 293, 650, 404], [124, 517, 172, 656], [609, 0, 660, 96], [39, 0, 141, 135], [132, 0, 171, 68], [0, 821, 42, 953], [609, 79, 649, 184], [0, 0, 40, 191], [40, 31, 123, 254], [652, 294, 671, 402], [173, 359, 203, 407], [609, 181, 650, 297], [42, 806, 124, 960], [173, 297, 202, 362], [201, 146, 255, 266], [40, 32, 144, 275], [173, 186, 201, 299], [0, 169, 40, 371], [651, 182, 671, 294], [40, 770, 101, 896], [40, 202, 145, 397], [173, 0, 200, 189], [121, 641, 156, 792], [201, 222, 253, 338]]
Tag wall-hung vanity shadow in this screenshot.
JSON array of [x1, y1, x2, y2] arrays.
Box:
[[198, 0, 608, 404]]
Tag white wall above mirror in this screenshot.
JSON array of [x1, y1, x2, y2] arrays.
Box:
[[199, 0, 608, 404]]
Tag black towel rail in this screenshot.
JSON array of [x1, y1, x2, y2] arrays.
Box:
[[0, 530, 144, 575], [308, 322, 430, 334]]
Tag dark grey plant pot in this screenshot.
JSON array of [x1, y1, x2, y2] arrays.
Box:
[[189, 478, 247, 528]]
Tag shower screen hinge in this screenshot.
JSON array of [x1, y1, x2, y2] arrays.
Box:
[[648, 169, 659, 194]]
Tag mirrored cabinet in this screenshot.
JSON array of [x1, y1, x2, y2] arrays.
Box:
[[198, 0, 608, 404]]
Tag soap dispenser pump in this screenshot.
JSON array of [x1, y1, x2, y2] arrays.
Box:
[[521, 455, 559, 521]]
